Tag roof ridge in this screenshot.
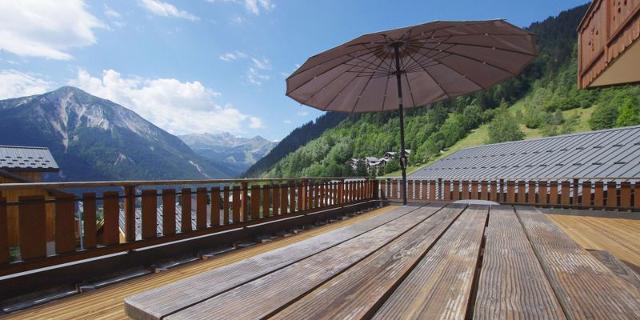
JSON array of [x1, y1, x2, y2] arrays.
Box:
[[0, 145, 50, 150]]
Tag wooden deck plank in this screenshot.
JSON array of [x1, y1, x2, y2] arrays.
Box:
[[270, 205, 466, 320], [589, 250, 640, 292], [124, 205, 423, 320], [371, 206, 487, 320], [516, 207, 640, 319], [473, 206, 566, 320], [165, 205, 445, 320], [6, 206, 397, 320]]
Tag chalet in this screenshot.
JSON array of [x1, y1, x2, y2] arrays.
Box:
[[0, 146, 60, 248]]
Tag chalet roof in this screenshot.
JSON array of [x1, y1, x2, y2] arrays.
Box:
[[0, 145, 59, 172], [410, 125, 640, 180]]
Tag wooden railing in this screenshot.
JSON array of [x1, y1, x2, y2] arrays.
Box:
[[578, 0, 640, 88], [379, 178, 640, 211], [0, 177, 377, 276]]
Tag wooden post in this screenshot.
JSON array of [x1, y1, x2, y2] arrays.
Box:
[[527, 181, 536, 204], [55, 194, 76, 254], [251, 185, 260, 221], [480, 181, 488, 200], [124, 186, 136, 243], [141, 190, 157, 240], [82, 193, 97, 249], [635, 182, 640, 210], [0, 197, 7, 264], [429, 180, 436, 201], [102, 192, 120, 246], [163, 189, 176, 235], [262, 185, 270, 218], [581, 181, 592, 208], [380, 180, 387, 199], [240, 182, 248, 223], [302, 179, 309, 210], [573, 178, 580, 207], [515, 181, 525, 204], [297, 182, 304, 211], [391, 179, 398, 200], [468, 181, 477, 200], [210, 187, 220, 227], [443, 180, 451, 201], [506, 181, 515, 204], [289, 182, 296, 213], [549, 181, 559, 207], [196, 188, 207, 229], [620, 182, 631, 210], [452, 181, 460, 200], [489, 181, 498, 202], [19, 196, 47, 259], [461, 180, 469, 200], [594, 181, 604, 208], [538, 181, 548, 206], [181, 188, 192, 233], [408, 180, 414, 200], [561, 181, 571, 207], [606, 181, 617, 209], [272, 184, 280, 216], [280, 184, 288, 215], [223, 186, 230, 224], [232, 186, 241, 223]]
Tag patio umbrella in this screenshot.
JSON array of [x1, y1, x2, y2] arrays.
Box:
[[286, 20, 537, 205]]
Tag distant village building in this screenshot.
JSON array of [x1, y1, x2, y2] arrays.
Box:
[[0, 145, 60, 247], [347, 150, 412, 173]]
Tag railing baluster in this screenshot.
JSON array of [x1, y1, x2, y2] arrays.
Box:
[[102, 192, 120, 246], [241, 182, 249, 223], [272, 184, 280, 216], [0, 197, 8, 264], [594, 181, 604, 208], [606, 181, 617, 209], [124, 186, 136, 243], [634, 182, 640, 210], [142, 190, 157, 240], [181, 188, 192, 233], [452, 181, 460, 201], [289, 182, 296, 213], [280, 184, 288, 215], [489, 181, 498, 202], [561, 181, 571, 207], [480, 181, 488, 200], [223, 186, 230, 224], [162, 189, 176, 236], [19, 196, 47, 260], [55, 194, 76, 254], [527, 181, 536, 204], [196, 188, 207, 229], [443, 180, 451, 201], [581, 181, 592, 208], [297, 182, 304, 212], [506, 181, 515, 204], [82, 193, 97, 249], [262, 185, 270, 218], [549, 181, 559, 207], [620, 182, 631, 210], [251, 185, 260, 221], [210, 187, 220, 227], [232, 186, 241, 223], [471, 181, 479, 200]]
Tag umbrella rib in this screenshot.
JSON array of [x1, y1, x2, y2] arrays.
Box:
[[408, 43, 519, 76], [402, 70, 417, 108], [434, 40, 537, 56], [349, 49, 391, 113], [405, 50, 450, 101]]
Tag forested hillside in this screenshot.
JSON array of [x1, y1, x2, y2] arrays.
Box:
[[250, 4, 640, 178]]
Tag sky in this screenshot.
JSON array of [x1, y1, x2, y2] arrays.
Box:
[[0, 0, 588, 141]]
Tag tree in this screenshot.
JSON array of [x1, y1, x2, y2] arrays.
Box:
[[487, 107, 526, 143], [615, 96, 640, 127], [590, 102, 618, 130], [355, 159, 368, 177]]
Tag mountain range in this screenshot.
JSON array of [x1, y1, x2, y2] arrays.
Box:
[[0, 86, 232, 181], [179, 132, 276, 177]]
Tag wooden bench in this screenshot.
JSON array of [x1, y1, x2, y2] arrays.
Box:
[[372, 205, 487, 319], [517, 206, 640, 319], [271, 205, 466, 319], [125, 204, 424, 319], [473, 206, 565, 320]]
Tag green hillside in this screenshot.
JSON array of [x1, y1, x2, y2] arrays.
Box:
[[255, 4, 640, 178]]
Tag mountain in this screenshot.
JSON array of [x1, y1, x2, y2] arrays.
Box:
[[0, 86, 230, 181], [179, 132, 276, 177], [243, 112, 347, 177], [250, 4, 640, 178]]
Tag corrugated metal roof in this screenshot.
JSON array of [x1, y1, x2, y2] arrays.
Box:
[[0, 145, 59, 172], [410, 125, 640, 180]]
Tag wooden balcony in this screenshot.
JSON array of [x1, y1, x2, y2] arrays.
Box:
[[578, 0, 640, 88]]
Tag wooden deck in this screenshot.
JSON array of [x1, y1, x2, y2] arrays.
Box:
[[125, 204, 640, 320]]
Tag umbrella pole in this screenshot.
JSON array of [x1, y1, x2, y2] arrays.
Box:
[[393, 45, 408, 206]]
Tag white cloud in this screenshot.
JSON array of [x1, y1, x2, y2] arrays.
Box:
[[69, 69, 263, 135], [0, 0, 103, 60], [208, 0, 275, 15], [104, 5, 121, 19], [0, 70, 52, 99], [247, 67, 270, 85], [219, 51, 247, 62], [139, 0, 199, 21]]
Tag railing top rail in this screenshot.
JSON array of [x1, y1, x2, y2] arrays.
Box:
[[376, 176, 640, 181], [0, 176, 370, 191]]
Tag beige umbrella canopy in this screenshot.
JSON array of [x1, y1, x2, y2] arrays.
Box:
[[286, 20, 537, 205]]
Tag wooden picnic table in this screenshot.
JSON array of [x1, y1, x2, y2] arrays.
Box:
[[125, 204, 640, 320]]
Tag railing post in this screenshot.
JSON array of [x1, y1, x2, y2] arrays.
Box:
[[196, 188, 207, 229], [233, 186, 241, 223], [272, 183, 280, 215], [55, 194, 76, 254], [581, 181, 592, 208], [181, 188, 192, 232], [606, 181, 617, 209], [0, 197, 8, 264], [490, 180, 498, 202], [517, 181, 526, 204], [594, 181, 604, 208], [470, 180, 478, 200], [124, 186, 136, 243], [527, 181, 536, 204], [102, 192, 120, 246], [538, 181, 548, 206], [241, 182, 249, 222], [549, 181, 559, 207], [262, 185, 271, 218], [163, 189, 177, 235], [141, 190, 158, 240], [210, 187, 220, 227], [480, 181, 488, 200], [506, 180, 515, 204], [82, 193, 97, 249], [251, 184, 260, 220], [19, 196, 47, 260], [223, 186, 230, 224], [437, 178, 443, 201], [634, 182, 640, 210], [561, 180, 571, 208], [620, 181, 631, 210]]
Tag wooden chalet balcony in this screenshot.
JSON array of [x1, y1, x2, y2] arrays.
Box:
[[578, 0, 640, 88], [1, 177, 640, 318]]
